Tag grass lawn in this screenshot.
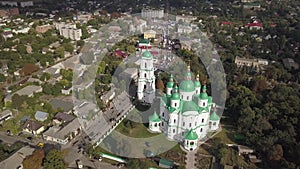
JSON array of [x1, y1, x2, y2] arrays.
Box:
[[115, 119, 159, 138], [213, 125, 238, 144], [158, 144, 186, 167], [195, 156, 212, 169]]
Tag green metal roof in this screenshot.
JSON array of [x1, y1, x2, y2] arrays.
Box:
[[142, 50, 153, 59], [200, 92, 209, 100], [194, 81, 201, 87], [167, 81, 174, 88], [180, 100, 198, 112], [179, 80, 195, 92], [149, 111, 161, 122], [161, 94, 171, 106], [210, 111, 220, 121], [208, 96, 212, 103], [139, 38, 150, 44], [184, 129, 198, 140], [159, 158, 174, 167], [171, 93, 180, 100], [168, 106, 177, 113]]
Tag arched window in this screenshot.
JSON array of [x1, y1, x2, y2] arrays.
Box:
[[195, 122, 197, 126], [144, 73, 147, 78], [174, 119, 176, 123], [173, 129, 175, 133], [162, 113, 164, 117], [144, 85, 146, 89], [202, 118, 204, 123], [213, 122, 216, 126], [183, 122, 185, 126], [189, 123, 191, 127], [187, 96, 189, 100], [154, 123, 157, 127], [145, 62, 147, 68], [162, 122, 164, 126], [203, 102, 205, 106], [190, 141, 194, 145], [200, 128, 203, 132], [174, 103, 177, 107]]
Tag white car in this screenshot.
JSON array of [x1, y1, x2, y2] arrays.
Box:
[[76, 159, 83, 169]]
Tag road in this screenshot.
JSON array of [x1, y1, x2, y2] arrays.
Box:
[[63, 134, 119, 169], [0, 131, 119, 169]]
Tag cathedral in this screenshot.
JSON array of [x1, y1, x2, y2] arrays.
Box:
[[137, 50, 221, 151]]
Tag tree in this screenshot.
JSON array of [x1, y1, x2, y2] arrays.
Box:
[[62, 43, 74, 53], [23, 149, 45, 169], [156, 78, 165, 93], [126, 45, 136, 54], [55, 46, 65, 58], [43, 150, 67, 169], [268, 144, 283, 161], [0, 73, 6, 82], [40, 72, 51, 81]]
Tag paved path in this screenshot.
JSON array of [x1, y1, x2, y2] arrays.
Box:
[[185, 150, 197, 169]]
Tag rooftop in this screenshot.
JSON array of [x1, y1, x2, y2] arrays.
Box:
[[43, 118, 80, 140]]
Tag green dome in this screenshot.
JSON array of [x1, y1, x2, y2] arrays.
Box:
[[210, 111, 220, 121], [179, 80, 195, 92], [181, 101, 198, 112], [194, 81, 201, 87], [171, 93, 180, 100], [149, 112, 161, 122], [200, 92, 209, 100], [184, 129, 198, 140], [142, 50, 153, 59], [167, 81, 174, 88]]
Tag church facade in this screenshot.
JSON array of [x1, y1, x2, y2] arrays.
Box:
[[138, 50, 221, 151]]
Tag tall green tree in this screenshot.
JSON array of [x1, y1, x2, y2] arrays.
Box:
[[43, 150, 67, 169]]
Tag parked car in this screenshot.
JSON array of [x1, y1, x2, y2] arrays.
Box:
[[76, 159, 83, 169]]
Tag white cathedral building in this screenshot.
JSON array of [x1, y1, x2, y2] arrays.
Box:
[[137, 50, 221, 151]]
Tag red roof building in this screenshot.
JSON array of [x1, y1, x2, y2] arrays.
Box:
[[245, 22, 263, 30], [221, 21, 232, 26]]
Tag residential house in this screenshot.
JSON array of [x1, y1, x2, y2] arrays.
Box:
[[36, 24, 53, 33], [61, 86, 72, 95], [43, 118, 82, 145], [20, 1, 34, 7], [221, 21, 232, 26], [243, 2, 261, 9], [100, 87, 115, 104], [175, 15, 196, 23], [49, 98, 74, 114], [248, 154, 262, 163], [119, 68, 138, 82], [235, 56, 268, 68], [143, 30, 156, 39], [0, 110, 12, 124], [141, 8, 164, 18], [282, 58, 299, 70], [0, 1, 18, 7], [2, 31, 13, 40], [73, 101, 99, 118], [0, 146, 35, 169], [53, 112, 75, 125], [34, 111, 49, 122], [5, 85, 42, 104], [245, 21, 263, 30], [238, 145, 254, 156], [177, 24, 193, 34], [23, 119, 45, 135]]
